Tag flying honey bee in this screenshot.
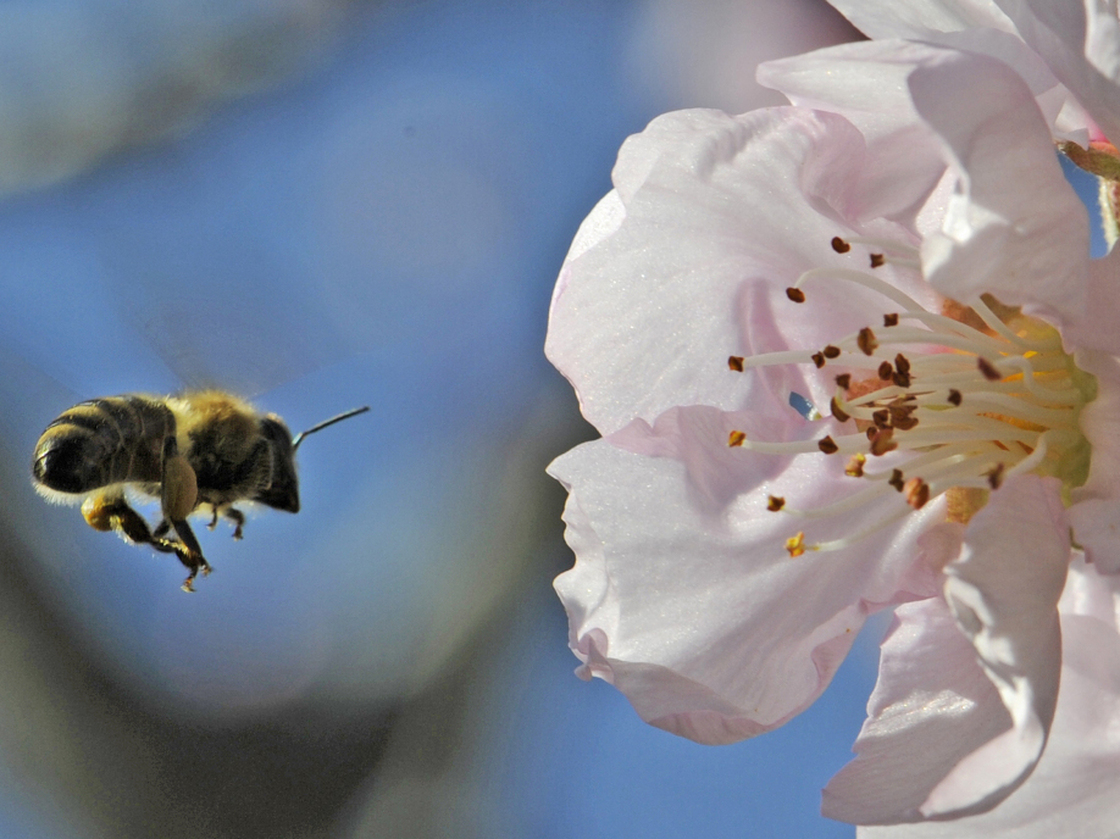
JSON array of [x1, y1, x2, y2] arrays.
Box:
[[31, 391, 369, 591]]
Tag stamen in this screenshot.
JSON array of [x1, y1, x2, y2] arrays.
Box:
[[790, 268, 927, 312], [833, 235, 921, 265], [727, 236, 1092, 559], [968, 295, 1062, 350]]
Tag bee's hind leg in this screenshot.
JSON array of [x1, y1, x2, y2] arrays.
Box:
[[160, 436, 210, 592], [168, 517, 210, 593], [82, 496, 181, 555]]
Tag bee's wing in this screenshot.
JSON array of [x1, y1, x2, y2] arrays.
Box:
[[133, 297, 353, 396], [99, 242, 360, 397]]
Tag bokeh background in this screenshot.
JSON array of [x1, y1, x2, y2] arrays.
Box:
[[0, 2, 920, 836]]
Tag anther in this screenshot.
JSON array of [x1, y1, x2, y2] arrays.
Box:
[[888, 403, 913, 420], [835, 373, 851, 390], [812, 352, 826, 369], [977, 357, 1002, 381], [823, 345, 841, 359], [892, 413, 918, 431], [888, 469, 905, 491], [818, 436, 839, 454], [869, 427, 897, 456], [987, 463, 1006, 490], [947, 389, 962, 406], [768, 495, 786, 512], [858, 328, 879, 355], [830, 397, 850, 423], [904, 477, 930, 509], [878, 361, 893, 380], [728, 356, 744, 372], [883, 313, 899, 327], [729, 430, 746, 447], [786, 532, 806, 557], [831, 237, 851, 254], [870, 254, 885, 268], [787, 288, 806, 303], [845, 453, 866, 477]]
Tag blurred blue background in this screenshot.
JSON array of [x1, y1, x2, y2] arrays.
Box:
[[0, 1, 887, 836]]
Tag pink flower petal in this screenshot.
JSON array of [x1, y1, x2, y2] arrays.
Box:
[[823, 598, 1012, 824], [858, 559, 1120, 838], [1070, 352, 1120, 573], [824, 475, 1069, 824], [1065, 248, 1120, 356], [825, 0, 1015, 40], [995, 0, 1120, 142], [907, 50, 1090, 322], [757, 41, 951, 224], [545, 106, 936, 436], [550, 406, 944, 746]]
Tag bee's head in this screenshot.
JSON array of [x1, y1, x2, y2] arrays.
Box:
[[254, 406, 369, 514], [255, 415, 300, 513]]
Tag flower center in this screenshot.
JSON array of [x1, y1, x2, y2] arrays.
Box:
[[728, 237, 1096, 556]]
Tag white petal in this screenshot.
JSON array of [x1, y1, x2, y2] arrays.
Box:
[[1070, 351, 1120, 573], [823, 598, 1013, 824], [826, 0, 1016, 39], [550, 409, 943, 746], [907, 50, 1090, 319], [824, 475, 1069, 824], [995, 0, 1120, 142], [858, 559, 1120, 838], [758, 41, 952, 223], [545, 106, 933, 435]]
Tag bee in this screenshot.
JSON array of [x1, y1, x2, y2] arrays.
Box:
[[31, 391, 369, 591]]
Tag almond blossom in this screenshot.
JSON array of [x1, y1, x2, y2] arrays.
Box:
[[546, 19, 1120, 829]]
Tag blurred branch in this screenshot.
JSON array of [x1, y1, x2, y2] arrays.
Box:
[[0, 0, 379, 196]]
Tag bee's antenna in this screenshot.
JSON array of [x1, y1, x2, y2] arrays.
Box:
[[292, 406, 370, 450]]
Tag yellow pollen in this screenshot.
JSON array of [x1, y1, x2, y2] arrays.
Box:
[[786, 532, 806, 557]]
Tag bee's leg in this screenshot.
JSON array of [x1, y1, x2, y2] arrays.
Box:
[[225, 508, 245, 540], [160, 436, 209, 592], [153, 518, 171, 539], [206, 508, 219, 530], [169, 518, 209, 592], [81, 495, 179, 555]]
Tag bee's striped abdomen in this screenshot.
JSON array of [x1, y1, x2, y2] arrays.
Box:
[[32, 396, 174, 495]]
